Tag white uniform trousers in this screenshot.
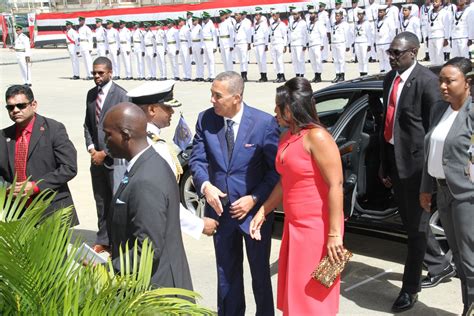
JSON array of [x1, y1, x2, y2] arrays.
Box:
[[179, 43, 191, 79], [80, 49, 93, 77], [167, 45, 179, 78], [191, 44, 204, 78], [354, 42, 369, 73], [308, 45, 323, 73], [220, 47, 233, 71], [376, 43, 391, 72], [107, 44, 121, 77], [120, 51, 132, 78], [271, 43, 285, 74], [451, 38, 469, 58], [203, 42, 216, 79], [322, 35, 329, 60], [254, 44, 267, 73], [234, 43, 249, 72], [67, 44, 80, 77], [331, 42, 346, 73], [155, 45, 167, 79], [291, 45, 305, 75], [429, 38, 445, 66], [16, 52, 31, 84], [134, 51, 145, 79], [96, 44, 107, 57], [145, 47, 157, 79]]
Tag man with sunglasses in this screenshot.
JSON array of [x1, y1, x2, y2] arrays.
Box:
[[380, 32, 454, 312], [84, 56, 129, 254], [0, 85, 78, 225]]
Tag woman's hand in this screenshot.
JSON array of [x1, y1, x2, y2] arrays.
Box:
[[420, 192, 432, 212], [327, 236, 345, 264], [249, 209, 266, 240]]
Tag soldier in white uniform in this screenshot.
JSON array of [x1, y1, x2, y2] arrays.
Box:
[[386, 0, 400, 30], [270, 10, 288, 83], [330, 0, 347, 26], [190, 16, 204, 82], [375, 5, 396, 72], [118, 20, 133, 80], [78, 16, 94, 80], [95, 18, 107, 57], [12, 25, 32, 86], [307, 9, 327, 82], [420, 0, 433, 61], [347, 0, 360, 62], [165, 19, 180, 81], [201, 12, 217, 81], [354, 9, 373, 76], [253, 9, 270, 82], [449, 0, 472, 58], [330, 10, 351, 82], [366, 0, 379, 62], [124, 81, 219, 239], [132, 21, 145, 80], [105, 20, 121, 80], [427, 0, 450, 65], [289, 8, 308, 77], [318, 2, 331, 62], [186, 11, 196, 65], [178, 17, 192, 81], [443, 0, 456, 61], [233, 12, 252, 81], [154, 21, 167, 81], [218, 10, 235, 72], [400, 5, 422, 42], [142, 22, 157, 80], [65, 21, 80, 80]]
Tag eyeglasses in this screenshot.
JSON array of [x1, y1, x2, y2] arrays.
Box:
[[5, 102, 32, 111], [386, 48, 411, 58], [91, 71, 106, 76]]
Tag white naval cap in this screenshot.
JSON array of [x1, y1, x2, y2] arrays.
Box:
[[402, 4, 412, 9], [356, 8, 365, 14], [127, 80, 182, 107], [308, 8, 317, 14], [334, 9, 345, 15], [377, 4, 388, 11]]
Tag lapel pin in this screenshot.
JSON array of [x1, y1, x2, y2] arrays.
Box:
[[6, 138, 11, 142], [406, 82, 412, 88], [40, 126, 45, 132]]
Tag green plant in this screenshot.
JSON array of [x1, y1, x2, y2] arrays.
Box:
[[0, 180, 215, 315]]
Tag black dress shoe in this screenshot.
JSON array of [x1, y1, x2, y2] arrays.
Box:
[[421, 264, 456, 288], [392, 291, 418, 312]]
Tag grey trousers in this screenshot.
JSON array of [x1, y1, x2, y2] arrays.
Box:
[[437, 183, 474, 311]]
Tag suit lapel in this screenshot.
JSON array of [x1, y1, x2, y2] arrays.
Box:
[[446, 98, 472, 142], [28, 115, 45, 160], [229, 105, 254, 169], [216, 117, 228, 169], [4, 126, 16, 176], [396, 64, 419, 118], [100, 83, 116, 122]]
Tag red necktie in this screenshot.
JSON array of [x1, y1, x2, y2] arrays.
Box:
[[96, 87, 103, 124], [15, 129, 28, 182], [384, 75, 401, 143]]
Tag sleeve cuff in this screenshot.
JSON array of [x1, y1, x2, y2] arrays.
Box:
[[87, 144, 95, 152], [200, 181, 210, 195]]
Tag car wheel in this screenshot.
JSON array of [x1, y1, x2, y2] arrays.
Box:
[[179, 168, 205, 218], [429, 208, 449, 253]]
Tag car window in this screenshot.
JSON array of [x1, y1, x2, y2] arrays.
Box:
[[315, 97, 349, 113]]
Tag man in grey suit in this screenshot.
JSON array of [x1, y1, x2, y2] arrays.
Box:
[[84, 57, 129, 253], [102, 102, 193, 290]]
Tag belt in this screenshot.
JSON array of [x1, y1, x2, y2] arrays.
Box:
[[156, 43, 163, 46], [192, 39, 201, 42], [168, 41, 176, 44], [145, 44, 153, 47], [219, 35, 230, 39], [108, 41, 116, 44], [436, 178, 447, 186], [133, 41, 141, 43], [79, 39, 89, 42], [96, 40, 105, 43], [451, 37, 468, 40], [15, 49, 25, 52], [203, 38, 213, 41], [180, 40, 188, 42], [120, 41, 127, 44]]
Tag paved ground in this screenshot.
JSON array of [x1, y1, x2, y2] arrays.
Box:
[[0, 47, 464, 315]]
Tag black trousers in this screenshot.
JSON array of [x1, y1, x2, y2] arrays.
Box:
[[90, 163, 113, 246]]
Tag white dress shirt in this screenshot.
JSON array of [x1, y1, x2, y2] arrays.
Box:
[[126, 145, 151, 172]]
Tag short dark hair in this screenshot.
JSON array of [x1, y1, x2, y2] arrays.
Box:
[[5, 85, 34, 103], [394, 31, 420, 49], [93, 56, 112, 70], [276, 77, 322, 129], [443, 57, 472, 78]]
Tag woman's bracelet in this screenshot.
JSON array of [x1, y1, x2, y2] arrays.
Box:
[[328, 234, 341, 237]]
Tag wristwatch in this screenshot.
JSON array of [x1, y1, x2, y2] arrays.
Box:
[[251, 194, 258, 204]]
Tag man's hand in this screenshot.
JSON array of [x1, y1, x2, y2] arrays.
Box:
[[367, 46, 371, 52], [201, 48, 204, 55], [25, 57, 31, 63], [126, 51, 130, 56], [142, 52, 145, 57], [117, 50, 121, 56], [189, 48, 192, 55], [203, 183, 227, 216], [420, 192, 432, 212], [105, 50, 109, 55], [230, 47, 234, 51], [443, 39, 449, 47], [283, 46, 287, 53], [213, 48, 217, 53], [153, 53, 157, 57], [202, 217, 219, 236], [176, 50, 179, 55], [381, 176, 392, 188], [229, 195, 256, 220], [90, 149, 106, 165], [345, 47, 350, 52], [12, 181, 35, 196]]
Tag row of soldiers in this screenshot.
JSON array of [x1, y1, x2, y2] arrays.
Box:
[[63, 0, 474, 84]]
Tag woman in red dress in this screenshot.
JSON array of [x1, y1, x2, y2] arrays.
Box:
[[250, 77, 346, 315]]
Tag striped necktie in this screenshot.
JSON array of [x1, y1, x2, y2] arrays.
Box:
[[15, 129, 28, 182], [96, 87, 103, 124]]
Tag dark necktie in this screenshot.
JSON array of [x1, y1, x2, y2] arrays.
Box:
[[15, 129, 28, 182], [96, 87, 103, 125], [225, 119, 235, 159]]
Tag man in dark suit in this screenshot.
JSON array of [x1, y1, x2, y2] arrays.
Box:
[[0, 85, 78, 224], [84, 56, 129, 252], [102, 102, 193, 290], [189, 71, 279, 316], [380, 32, 454, 312]]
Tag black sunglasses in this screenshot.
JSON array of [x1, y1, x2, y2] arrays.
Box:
[[5, 102, 32, 111], [91, 71, 106, 76], [386, 48, 411, 58]]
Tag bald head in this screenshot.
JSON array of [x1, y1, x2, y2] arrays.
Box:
[[103, 102, 149, 160], [393, 31, 420, 49]]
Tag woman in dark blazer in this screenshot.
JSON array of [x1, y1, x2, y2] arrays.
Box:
[[420, 57, 474, 316]]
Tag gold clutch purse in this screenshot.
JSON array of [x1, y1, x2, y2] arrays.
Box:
[[311, 249, 352, 288]]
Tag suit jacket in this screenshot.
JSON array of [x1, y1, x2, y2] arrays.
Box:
[[381, 63, 442, 179], [189, 104, 280, 233], [84, 82, 129, 153], [0, 114, 78, 224], [108, 147, 193, 290], [421, 97, 474, 202]]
